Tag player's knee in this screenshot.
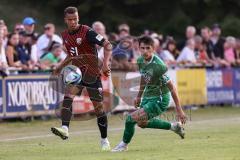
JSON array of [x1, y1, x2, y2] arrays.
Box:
[[125, 115, 136, 125], [62, 96, 73, 109], [137, 121, 148, 128], [93, 102, 104, 117]]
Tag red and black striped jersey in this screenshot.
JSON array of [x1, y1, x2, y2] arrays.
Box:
[[61, 25, 105, 82]]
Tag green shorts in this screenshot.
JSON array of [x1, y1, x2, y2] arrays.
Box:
[[140, 92, 170, 119]]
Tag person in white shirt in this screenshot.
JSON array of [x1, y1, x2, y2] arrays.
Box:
[[92, 21, 107, 64], [177, 38, 196, 64], [0, 28, 8, 68], [36, 23, 62, 59]]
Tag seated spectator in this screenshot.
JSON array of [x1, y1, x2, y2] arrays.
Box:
[[160, 39, 178, 65], [36, 23, 62, 58], [39, 44, 63, 70], [177, 39, 196, 64], [224, 36, 236, 66]]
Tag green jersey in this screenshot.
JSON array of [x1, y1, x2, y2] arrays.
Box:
[[137, 54, 170, 99]]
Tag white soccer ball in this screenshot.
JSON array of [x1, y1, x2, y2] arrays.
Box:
[[61, 65, 82, 85]]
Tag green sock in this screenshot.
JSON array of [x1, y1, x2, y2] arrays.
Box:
[[123, 115, 136, 144], [146, 118, 171, 130]]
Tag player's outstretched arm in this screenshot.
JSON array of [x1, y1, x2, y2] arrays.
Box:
[[167, 80, 187, 124], [102, 40, 112, 77]]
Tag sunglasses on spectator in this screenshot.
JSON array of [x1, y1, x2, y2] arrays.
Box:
[[44, 27, 51, 30], [15, 28, 24, 31], [140, 46, 151, 50]]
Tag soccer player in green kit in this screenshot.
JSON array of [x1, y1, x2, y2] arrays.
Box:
[[112, 36, 187, 152]]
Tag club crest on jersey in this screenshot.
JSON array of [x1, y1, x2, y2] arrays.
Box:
[[76, 38, 82, 45]]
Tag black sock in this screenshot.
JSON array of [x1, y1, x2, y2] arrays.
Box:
[[61, 96, 73, 127], [97, 113, 108, 138]]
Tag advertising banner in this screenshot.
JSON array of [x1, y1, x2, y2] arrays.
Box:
[[5, 75, 59, 117], [233, 68, 240, 104], [206, 68, 234, 104], [177, 69, 207, 106]]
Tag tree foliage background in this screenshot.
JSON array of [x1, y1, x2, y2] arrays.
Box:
[[0, 0, 239, 38]]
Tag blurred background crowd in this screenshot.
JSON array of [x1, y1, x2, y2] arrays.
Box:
[[0, 17, 240, 75]]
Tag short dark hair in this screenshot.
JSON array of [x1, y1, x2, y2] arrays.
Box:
[[64, 6, 78, 17], [138, 36, 154, 46]]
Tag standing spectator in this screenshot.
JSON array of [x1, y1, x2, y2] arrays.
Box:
[[22, 17, 36, 35], [16, 31, 32, 68], [92, 21, 107, 39], [29, 32, 39, 65], [236, 39, 240, 65], [152, 37, 162, 56], [132, 37, 141, 62], [160, 39, 178, 65], [92, 21, 107, 62], [113, 36, 134, 62], [0, 19, 9, 48], [112, 36, 136, 71], [0, 28, 8, 69], [177, 25, 196, 51], [194, 35, 210, 65], [118, 23, 130, 40], [108, 32, 119, 45], [224, 36, 236, 66], [177, 38, 196, 64], [201, 26, 214, 60], [36, 23, 62, 59], [210, 24, 228, 67], [14, 23, 25, 33], [39, 44, 63, 69], [6, 33, 23, 68]]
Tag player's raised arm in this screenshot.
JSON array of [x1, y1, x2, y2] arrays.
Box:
[[166, 80, 187, 124]]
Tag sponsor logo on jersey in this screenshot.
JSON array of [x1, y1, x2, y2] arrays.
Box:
[[76, 38, 82, 45], [96, 34, 103, 41]]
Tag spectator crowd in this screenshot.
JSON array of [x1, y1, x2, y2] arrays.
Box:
[[0, 17, 240, 75]]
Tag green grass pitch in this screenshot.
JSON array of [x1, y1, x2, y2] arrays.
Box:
[[0, 106, 240, 160]]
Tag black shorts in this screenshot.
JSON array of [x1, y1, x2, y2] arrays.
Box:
[[76, 77, 103, 102]]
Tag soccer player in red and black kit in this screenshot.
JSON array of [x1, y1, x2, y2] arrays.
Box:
[[51, 6, 112, 151]]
